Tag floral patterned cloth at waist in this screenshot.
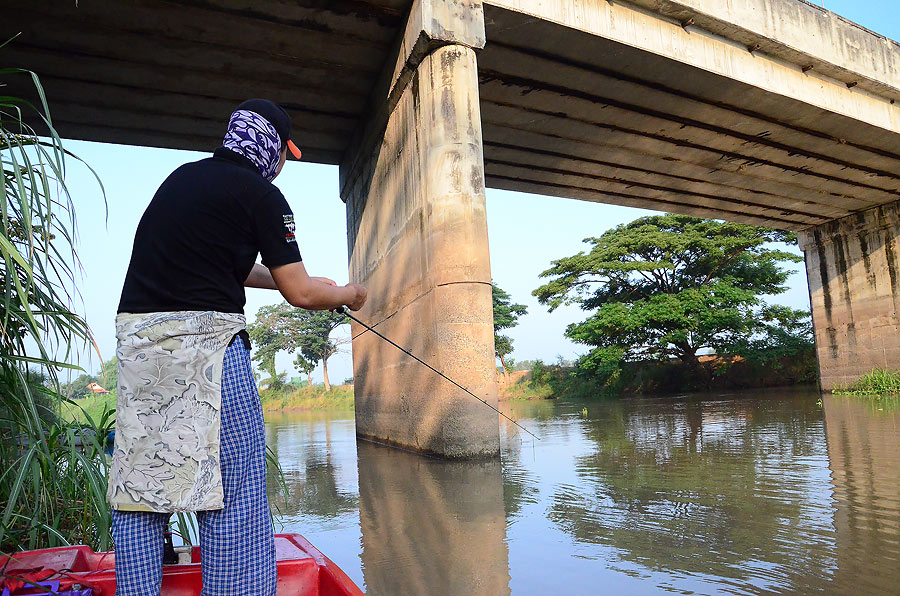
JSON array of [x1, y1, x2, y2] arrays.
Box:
[[107, 311, 247, 513]]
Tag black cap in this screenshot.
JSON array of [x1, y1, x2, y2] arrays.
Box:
[[235, 99, 292, 148]]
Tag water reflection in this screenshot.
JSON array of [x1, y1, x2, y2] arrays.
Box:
[[265, 391, 900, 595], [265, 411, 360, 531], [823, 396, 900, 595], [356, 440, 511, 596], [543, 392, 837, 594]]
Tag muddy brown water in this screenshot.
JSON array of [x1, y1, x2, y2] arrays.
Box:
[[265, 389, 900, 595]]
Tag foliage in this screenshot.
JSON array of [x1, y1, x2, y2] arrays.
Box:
[[260, 370, 288, 392], [293, 353, 316, 385], [833, 368, 900, 396], [248, 302, 348, 392], [511, 359, 541, 372], [62, 372, 100, 399], [99, 356, 117, 392], [247, 303, 287, 384], [534, 214, 811, 386], [529, 360, 552, 388], [295, 310, 348, 392], [492, 283, 527, 377], [1, 61, 111, 551]]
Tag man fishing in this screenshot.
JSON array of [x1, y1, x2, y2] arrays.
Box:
[[109, 98, 367, 596]]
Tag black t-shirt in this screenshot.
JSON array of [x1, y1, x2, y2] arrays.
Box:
[[118, 148, 302, 315]]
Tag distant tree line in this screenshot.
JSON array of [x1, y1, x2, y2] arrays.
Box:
[[62, 357, 118, 399]]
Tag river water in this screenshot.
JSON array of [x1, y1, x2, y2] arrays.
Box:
[[264, 389, 900, 595]]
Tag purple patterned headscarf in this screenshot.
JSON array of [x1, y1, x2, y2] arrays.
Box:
[[222, 109, 282, 181]]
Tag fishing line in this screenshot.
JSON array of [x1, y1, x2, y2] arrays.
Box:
[[336, 306, 539, 441]]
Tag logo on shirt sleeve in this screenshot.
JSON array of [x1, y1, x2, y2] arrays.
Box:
[[283, 214, 297, 244]]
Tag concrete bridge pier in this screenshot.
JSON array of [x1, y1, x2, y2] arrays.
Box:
[[339, 1, 500, 458], [799, 202, 900, 391]]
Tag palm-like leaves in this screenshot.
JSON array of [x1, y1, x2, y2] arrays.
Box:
[[1, 63, 112, 552]]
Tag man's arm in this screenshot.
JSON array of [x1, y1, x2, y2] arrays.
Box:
[[245, 263, 339, 290], [250, 261, 367, 311], [244, 263, 279, 289]]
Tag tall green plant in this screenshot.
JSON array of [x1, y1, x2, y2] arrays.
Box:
[[0, 58, 111, 552]]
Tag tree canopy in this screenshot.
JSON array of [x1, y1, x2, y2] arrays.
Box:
[[247, 302, 348, 391], [295, 310, 348, 391], [492, 283, 527, 377], [533, 214, 811, 379]]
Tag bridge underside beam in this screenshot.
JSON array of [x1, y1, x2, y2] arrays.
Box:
[[478, 2, 900, 231], [341, 1, 500, 459]]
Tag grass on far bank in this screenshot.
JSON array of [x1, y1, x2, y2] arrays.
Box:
[[59, 383, 356, 423], [60, 391, 117, 424], [259, 383, 355, 411], [499, 378, 553, 401], [833, 368, 900, 396]]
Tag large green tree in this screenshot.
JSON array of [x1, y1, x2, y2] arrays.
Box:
[[247, 302, 295, 390], [248, 302, 348, 391], [296, 310, 349, 391], [492, 283, 527, 378], [533, 214, 811, 380]]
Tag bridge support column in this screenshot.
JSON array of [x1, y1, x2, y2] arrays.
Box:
[[799, 202, 900, 391], [340, 1, 499, 458]]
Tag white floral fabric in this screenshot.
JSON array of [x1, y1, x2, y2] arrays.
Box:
[[108, 311, 247, 512]]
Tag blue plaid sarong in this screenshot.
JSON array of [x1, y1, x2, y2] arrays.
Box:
[[111, 340, 276, 596]]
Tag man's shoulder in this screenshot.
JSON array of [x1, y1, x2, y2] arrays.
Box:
[[169, 156, 277, 196]]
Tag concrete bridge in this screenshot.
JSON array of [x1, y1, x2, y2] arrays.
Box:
[[5, 0, 900, 458]]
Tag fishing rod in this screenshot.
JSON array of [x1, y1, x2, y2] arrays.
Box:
[[335, 306, 539, 441]]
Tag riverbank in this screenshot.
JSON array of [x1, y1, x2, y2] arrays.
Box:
[[259, 384, 355, 411], [500, 349, 819, 401], [833, 368, 900, 396], [59, 384, 356, 423]]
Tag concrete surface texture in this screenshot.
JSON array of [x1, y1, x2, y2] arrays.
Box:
[[341, 1, 499, 458], [799, 203, 900, 391], [6, 0, 900, 229], [479, 0, 900, 229], [7, 0, 900, 452]]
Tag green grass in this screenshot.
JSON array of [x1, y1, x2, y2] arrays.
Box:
[[259, 384, 355, 411], [60, 391, 116, 424], [833, 368, 900, 396], [500, 381, 553, 401], [59, 385, 356, 422]]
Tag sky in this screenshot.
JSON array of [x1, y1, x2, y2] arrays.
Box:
[[51, 0, 899, 386]]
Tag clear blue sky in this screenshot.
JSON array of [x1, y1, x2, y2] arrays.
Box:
[[56, 0, 899, 385]]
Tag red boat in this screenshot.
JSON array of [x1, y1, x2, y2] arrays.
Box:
[[0, 534, 364, 596]]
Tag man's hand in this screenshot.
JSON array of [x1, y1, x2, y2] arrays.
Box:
[[270, 261, 368, 311], [344, 283, 367, 311]]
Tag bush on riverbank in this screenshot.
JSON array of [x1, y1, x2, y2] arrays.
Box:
[[833, 368, 900, 396], [502, 346, 818, 400], [259, 384, 355, 411]]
